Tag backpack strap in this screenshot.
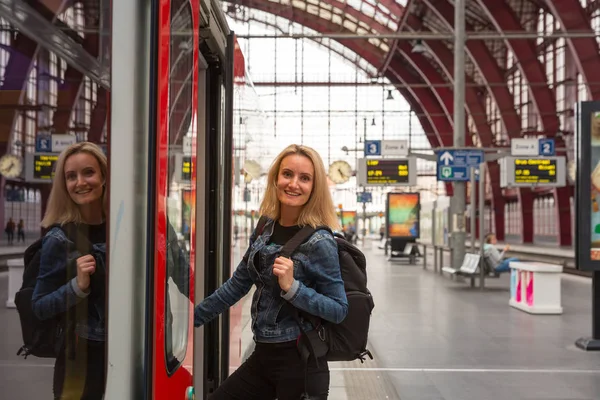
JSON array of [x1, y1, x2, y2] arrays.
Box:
[[279, 226, 318, 258], [255, 216, 269, 236]]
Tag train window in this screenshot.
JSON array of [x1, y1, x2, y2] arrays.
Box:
[[164, 0, 194, 375]]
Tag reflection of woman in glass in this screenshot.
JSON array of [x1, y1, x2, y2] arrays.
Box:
[[32, 142, 107, 400]]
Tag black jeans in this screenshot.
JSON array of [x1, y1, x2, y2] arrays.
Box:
[[53, 337, 106, 400], [209, 340, 330, 400]]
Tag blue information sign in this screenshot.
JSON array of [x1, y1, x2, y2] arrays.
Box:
[[539, 138, 555, 156], [437, 150, 484, 182], [35, 137, 52, 152], [364, 140, 381, 156], [357, 192, 372, 203]]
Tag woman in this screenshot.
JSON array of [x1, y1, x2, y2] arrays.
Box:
[[32, 142, 108, 399], [195, 144, 348, 399]]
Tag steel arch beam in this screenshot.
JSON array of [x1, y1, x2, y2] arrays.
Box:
[[396, 31, 506, 238], [545, 0, 600, 99], [0, 33, 37, 145], [53, 32, 100, 133], [396, 87, 453, 195], [230, 0, 454, 193], [229, 15, 373, 76], [422, 0, 534, 243], [227, 0, 452, 154], [477, 0, 571, 246], [388, 58, 453, 146], [229, 0, 385, 69], [88, 87, 107, 143]]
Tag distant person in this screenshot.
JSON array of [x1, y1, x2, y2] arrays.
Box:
[[32, 142, 107, 399], [379, 225, 385, 241], [17, 218, 25, 243], [5, 217, 15, 244], [483, 233, 519, 273]]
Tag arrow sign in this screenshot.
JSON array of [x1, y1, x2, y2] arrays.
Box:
[[440, 151, 454, 165]]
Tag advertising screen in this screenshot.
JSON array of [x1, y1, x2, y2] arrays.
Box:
[[386, 192, 420, 239], [576, 101, 600, 270], [338, 211, 357, 229]]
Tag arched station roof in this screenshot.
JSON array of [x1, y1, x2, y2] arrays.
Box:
[[223, 0, 600, 246], [1, 0, 598, 246]]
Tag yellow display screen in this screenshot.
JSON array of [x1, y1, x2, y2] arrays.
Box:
[[514, 158, 557, 184], [33, 154, 58, 180], [366, 159, 409, 184], [182, 156, 191, 181]]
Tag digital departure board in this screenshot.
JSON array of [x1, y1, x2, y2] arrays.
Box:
[[500, 156, 566, 188], [514, 158, 556, 184], [25, 153, 59, 182], [358, 158, 417, 186], [182, 156, 191, 181]]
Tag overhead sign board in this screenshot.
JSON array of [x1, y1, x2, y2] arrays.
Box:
[[382, 140, 408, 157], [358, 158, 417, 186], [25, 153, 59, 183], [500, 156, 566, 187], [35, 136, 52, 152], [539, 138, 555, 156], [437, 150, 483, 181], [51, 134, 76, 153], [364, 140, 381, 156], [511, 137, 556, 156]]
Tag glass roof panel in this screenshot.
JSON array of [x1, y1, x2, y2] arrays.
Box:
[[347, 0, 363, 10], [361, 2, 376, 18]]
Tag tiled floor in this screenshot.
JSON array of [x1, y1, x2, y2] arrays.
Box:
[[348, 242, 600, 400], [2, 240, 600, 399]]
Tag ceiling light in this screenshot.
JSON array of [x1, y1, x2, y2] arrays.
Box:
[[412, 39, 426, 54]]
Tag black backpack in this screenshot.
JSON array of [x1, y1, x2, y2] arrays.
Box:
[[15, 224, 91, 359], [256, 217, 375, 363]]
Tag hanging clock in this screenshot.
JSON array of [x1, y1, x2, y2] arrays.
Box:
[[328, 160, 352, 184], [0, 154, 23, 179]]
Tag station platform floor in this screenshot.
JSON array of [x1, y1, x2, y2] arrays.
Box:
[[1, 240, 600, 399]]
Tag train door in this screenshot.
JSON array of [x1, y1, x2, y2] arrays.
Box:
[[195, 34, 235, 397], [150, 0, 199, 397]]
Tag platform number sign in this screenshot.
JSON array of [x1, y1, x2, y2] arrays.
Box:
[[364, 140, 381, 156], [539, 138, 555, 156]]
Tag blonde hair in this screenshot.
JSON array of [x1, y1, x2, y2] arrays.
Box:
[[259, 144, 340, 230], [41, 142, 108, 228]]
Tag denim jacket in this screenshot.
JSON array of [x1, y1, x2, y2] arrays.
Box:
[[194, 219, 348, 343], [31, 227, 107, 341]]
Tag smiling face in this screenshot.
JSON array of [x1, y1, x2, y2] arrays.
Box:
[[64, 152, 104, 208], [276, 154, 315, 214]]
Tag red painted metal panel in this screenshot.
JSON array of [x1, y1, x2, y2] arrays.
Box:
[[545, 0, 600, 99], [477, 0, 571, 245], [421, 0, 534, 242], [152, 0, 198, 397]]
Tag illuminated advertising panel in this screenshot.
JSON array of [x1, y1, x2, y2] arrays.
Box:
[[576, 101, 600, 270], [386, 192, 420, 239]]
